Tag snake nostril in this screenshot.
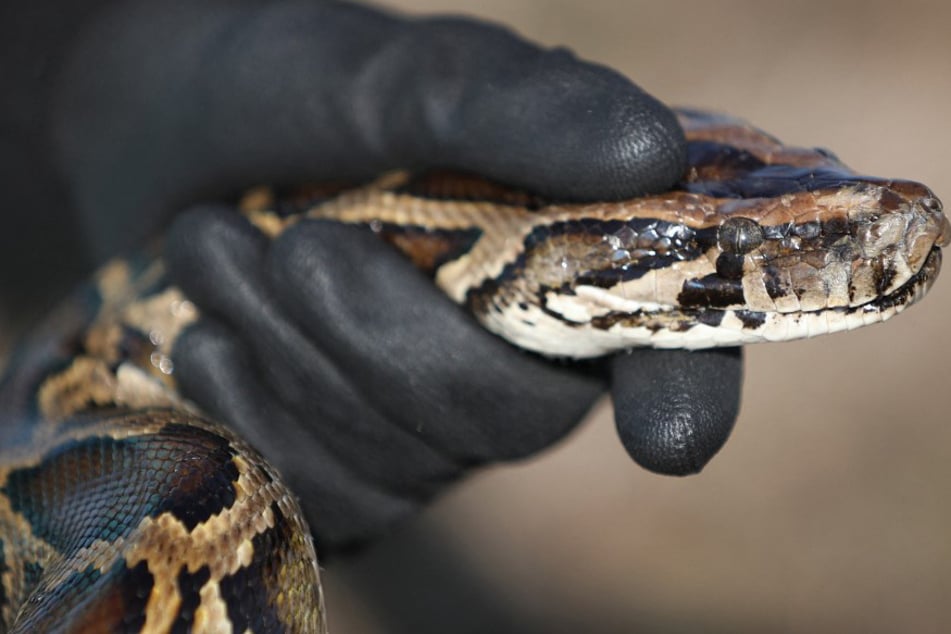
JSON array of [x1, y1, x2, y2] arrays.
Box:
[[921, 196, 943, 215], [921, 196, 951, 247]]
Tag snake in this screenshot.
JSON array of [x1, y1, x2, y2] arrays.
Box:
[[0, 109, 946, 632]]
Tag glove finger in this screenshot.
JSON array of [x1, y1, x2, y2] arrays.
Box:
[[171, 318, 420, 551], [267, 219, 604, 461], [165, 205, 464, 498], [56, 1, 685, 261], [338, 12, 686, 199], [610, 348, 743, 475]]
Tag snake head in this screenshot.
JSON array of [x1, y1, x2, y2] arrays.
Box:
[[468, 130, 948, 356], [676, 175, 947, 338]]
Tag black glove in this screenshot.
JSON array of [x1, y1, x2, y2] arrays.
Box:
[[6, 0, 743, 551]]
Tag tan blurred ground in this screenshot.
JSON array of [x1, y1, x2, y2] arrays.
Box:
[[327, 2, 951, 632]]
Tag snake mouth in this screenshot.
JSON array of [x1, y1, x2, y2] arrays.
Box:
[[859, 246, 943, 315], [700, 246, 945, 348]]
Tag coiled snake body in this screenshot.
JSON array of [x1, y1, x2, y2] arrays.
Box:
[[0, 110, 946, 631]]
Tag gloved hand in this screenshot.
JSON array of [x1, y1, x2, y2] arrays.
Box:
[[7, 0, 743, 551]]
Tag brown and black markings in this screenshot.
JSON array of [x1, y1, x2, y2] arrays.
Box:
[[0, 261, 323, 632], [0, 407, 324, 632]]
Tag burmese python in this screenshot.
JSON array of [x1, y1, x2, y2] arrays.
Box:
[[0, 110, 946, 632]]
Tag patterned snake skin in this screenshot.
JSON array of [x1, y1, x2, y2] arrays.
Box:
[[0, 110, 946, 632]]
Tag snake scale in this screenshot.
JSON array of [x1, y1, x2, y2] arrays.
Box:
[[0, 109, 947, 632]]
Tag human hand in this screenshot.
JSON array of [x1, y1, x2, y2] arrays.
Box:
[[47, 0, 742, 550]]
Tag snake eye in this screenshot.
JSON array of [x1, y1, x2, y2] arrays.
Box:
[[718, 217, 764, 255]]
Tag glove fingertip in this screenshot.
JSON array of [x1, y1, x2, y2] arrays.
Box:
[[384, 16, 686, 200], [610, 348, 743, 475]]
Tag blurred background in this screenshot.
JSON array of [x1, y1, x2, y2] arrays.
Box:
[[323, 1, 951, 633]]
